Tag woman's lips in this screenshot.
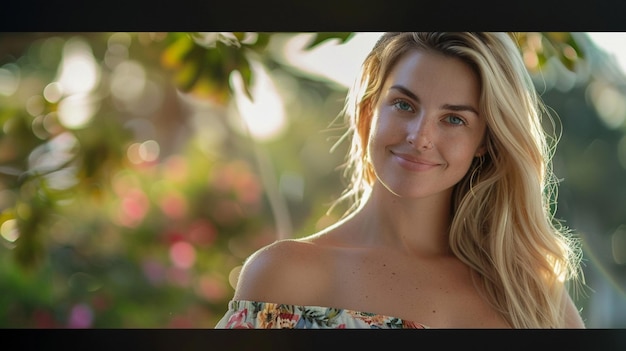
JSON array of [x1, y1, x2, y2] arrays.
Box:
[[391, 151, 440, 171]]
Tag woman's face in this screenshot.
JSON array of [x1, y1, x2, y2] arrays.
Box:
[[367, 49, 486, 200]]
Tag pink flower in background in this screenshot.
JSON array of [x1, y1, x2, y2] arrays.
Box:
[[159, 190, 188, 220], [68, 303, 93, 329], [195, 274, 227, 301], [115, 188, 149, 228], [162, 155, 188, 183], [233, 171, 262, 205], [188, 219, 217, 247], [169, 241, 196, 269]]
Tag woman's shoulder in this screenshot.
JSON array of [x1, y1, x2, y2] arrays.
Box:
[[243, 237, 323, 268], [241, 226, 347, 267], [232, 236, 334, 303]]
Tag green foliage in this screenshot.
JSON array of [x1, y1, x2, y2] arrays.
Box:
[[0, 32, 351, 327], [514, 32, 584, 72], [159, 32, 352, 104], [302, 32, 354, 49]]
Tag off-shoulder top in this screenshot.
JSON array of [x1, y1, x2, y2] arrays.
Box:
[[214, 300, 429, 329]]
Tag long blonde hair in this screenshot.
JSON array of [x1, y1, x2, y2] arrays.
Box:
[[334, 32, 583, 328]]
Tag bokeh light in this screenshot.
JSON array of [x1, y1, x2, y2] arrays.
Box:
[[587, 81, 626, 129], [110, 60, 146, 102], [230, 60, 287, 141], [127, 140, 160, 165], [56, 37, 100, 96], [187, 219, 216, 247], [25, 95, 45, 116], [169, 241, 196, 269], [57, 93, 99, 129], [0, 219, 18, 243], [68, 303, 93, 328], [54, 37, 101, 129], [195, 274, 227, 301], [43, 82, 64, 103], [0, 63, 20, 96], [158, 190, 188, 220], [115, 188, 150, 228]]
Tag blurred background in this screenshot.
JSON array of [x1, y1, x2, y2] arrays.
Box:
[[0, 32, 624, 328]]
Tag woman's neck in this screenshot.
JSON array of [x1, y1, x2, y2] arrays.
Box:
[[351, 183, 454, 257]]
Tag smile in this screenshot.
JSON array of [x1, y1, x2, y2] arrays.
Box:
[[390, 151, 440, 171]]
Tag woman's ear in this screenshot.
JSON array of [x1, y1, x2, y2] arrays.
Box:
[[475, 133, 489, 158], [475, 145, 486, 158]]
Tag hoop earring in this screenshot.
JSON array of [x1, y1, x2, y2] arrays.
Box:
[[469, 154, 484, 197]]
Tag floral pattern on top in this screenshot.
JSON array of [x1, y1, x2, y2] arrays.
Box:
[[214, 300, 429, 329]]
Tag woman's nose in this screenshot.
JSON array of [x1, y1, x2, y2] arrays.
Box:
[[406, 116, 434, 150]]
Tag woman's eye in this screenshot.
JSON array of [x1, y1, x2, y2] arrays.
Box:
[[445, 115, 466, 125], [392, 100, 413, 112]]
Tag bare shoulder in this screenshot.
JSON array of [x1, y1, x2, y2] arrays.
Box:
[[562, 289, 586, 328], [232, 238, 331, 304]]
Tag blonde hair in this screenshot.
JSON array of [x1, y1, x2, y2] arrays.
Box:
[[333, 32, 583, 328]]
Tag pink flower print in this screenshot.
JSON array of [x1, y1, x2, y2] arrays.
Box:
[[225, 308, 254, 329]]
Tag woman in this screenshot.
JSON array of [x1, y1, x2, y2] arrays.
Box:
[[215, 32, 585, 328]]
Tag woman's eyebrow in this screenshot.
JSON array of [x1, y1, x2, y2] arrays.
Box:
[[441, 103, 479, 116], [390, 84, 419, 101], [389, 84, 479, 116]]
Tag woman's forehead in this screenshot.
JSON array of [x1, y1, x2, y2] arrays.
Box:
[[382, 50, 480, 107]]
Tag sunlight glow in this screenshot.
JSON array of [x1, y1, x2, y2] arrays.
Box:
[[57, 92, 98, 129], [281, 32, 382, 88], [588, 32, 626, 75], [231, 60, 287, 141], [55, 37, 101, 129], [57, 37, 100, 95]]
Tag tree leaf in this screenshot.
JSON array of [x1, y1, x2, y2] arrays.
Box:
[[304, 32, 354, 50]]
